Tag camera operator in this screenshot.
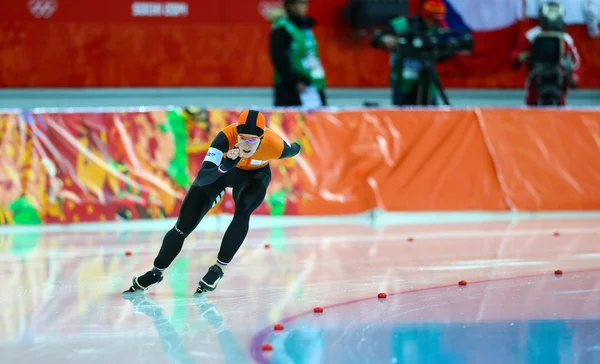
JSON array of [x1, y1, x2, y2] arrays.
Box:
[[371, 0, 452, 106], [510, 1, 581, 106]]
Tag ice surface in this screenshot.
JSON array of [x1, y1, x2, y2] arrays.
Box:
[[1, 213, 600, 363]]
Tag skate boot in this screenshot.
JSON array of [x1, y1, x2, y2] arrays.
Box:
[[122, 269, 164, 294], [194, 264, 224, 295]]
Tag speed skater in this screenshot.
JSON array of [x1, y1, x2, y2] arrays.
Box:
[[123, 109, 301, 295]]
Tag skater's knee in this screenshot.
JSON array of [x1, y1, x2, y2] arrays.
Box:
[[233, 203, 258, 217], [234, 185, 267, 215], [175, 185, 221, 235], [231, 210, 252, 223]]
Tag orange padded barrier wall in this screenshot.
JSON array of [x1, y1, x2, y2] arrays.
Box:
[[1, 108, 599, 225], [478, 109, 600, 210]]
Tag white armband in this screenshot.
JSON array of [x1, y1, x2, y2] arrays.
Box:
[[203, 147, 223, 166]]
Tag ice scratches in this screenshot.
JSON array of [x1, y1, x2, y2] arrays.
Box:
[[414, 259, 548, 271], [556, 288, 600, 294]]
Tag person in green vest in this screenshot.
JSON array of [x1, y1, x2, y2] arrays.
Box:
[[269, 0, 327, 107], [371, 0, 450, 106]]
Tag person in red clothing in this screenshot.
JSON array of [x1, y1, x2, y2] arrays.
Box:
[[510, 2, 581, 106]]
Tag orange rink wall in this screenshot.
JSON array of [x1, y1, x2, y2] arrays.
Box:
[[1, 107, 600, 225]]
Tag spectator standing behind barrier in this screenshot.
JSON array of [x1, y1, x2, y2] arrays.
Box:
[[371, 0, 450, 106], [510, 1, 581, 106], [268, 0, 327, 108]]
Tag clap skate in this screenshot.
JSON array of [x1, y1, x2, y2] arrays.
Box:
[[122, 269, 164, 295], [194, 264, 224, 295]]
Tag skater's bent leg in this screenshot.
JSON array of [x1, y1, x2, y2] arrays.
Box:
[[126, 185, 223, 293], [154, 185, 223, 269], [216, 213, 251, 266], [195, 170, 270, 294], [216, 174, 269, 266]]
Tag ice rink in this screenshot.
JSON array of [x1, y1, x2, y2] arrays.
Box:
[[2, 212, 600, 364]]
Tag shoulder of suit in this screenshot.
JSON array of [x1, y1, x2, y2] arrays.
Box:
[[221, 124, 238, 147], [524, 26, 575, 46], [222, 123, 237, 133], [525, 26, 542, 43], [264, 128, 283, 142], [273, 16, 294, 32]]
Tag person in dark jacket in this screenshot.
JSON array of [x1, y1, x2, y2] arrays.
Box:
[[269, 0, 327, 107]]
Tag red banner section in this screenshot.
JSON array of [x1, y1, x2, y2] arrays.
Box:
[[0, 1, 598, 88], [2, 107, 600, 225]]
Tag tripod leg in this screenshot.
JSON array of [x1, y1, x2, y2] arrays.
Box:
[[432, 69, 450, 106], [416, 67, 430, 106]]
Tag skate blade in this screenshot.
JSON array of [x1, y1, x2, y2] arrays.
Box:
[[121, 287, 146, 297], [193, 287, 207, 296], [122, 278, 146, 297]]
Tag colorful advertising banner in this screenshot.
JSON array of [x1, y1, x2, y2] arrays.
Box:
[[2, 107, 600, 225]]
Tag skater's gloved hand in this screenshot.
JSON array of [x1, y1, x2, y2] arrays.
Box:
[[226, 147, 240, 160], [279, 141, 301, 159], [290, 142, 301, 156], [219, 148, 241, 173]]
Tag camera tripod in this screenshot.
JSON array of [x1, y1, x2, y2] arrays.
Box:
[[414, 57, 451, 106]]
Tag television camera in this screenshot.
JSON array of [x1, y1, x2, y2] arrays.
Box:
[[377, 18, 474, 105]]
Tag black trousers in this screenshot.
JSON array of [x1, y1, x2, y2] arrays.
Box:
[[153, 165, 271, 269], [273, 83, 327, 107], [392, 83, 439, 106]]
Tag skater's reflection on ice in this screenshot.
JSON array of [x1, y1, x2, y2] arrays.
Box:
[[123, 294, 249, 364]]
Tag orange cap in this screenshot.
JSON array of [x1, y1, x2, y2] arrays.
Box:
[[236, 110, 266, 137], [422, 0, 447, 20]]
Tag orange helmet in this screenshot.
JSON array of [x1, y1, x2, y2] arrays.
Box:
[[236, 110, 266, 137]]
